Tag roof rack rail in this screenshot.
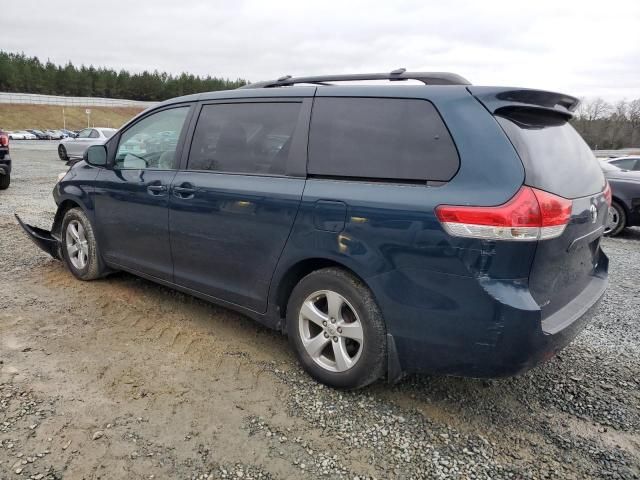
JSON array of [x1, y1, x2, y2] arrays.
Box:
[[239, 69, 471, 89]]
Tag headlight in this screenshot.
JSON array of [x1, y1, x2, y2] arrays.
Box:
[[57, 172, 67, 182]]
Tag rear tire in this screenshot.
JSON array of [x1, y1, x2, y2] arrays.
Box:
[[58, 145, 68, 161], [286, 267, 387, 389], [61, 208, 108, 280], [0, 173, 9, 190], [604, 201, 626, 237]]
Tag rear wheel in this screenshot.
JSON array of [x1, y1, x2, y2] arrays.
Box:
[[0, 173, 9, 190], [604, 201, 626, 237], [286, 268, 386, 389], [58, 145, 68, 161], [61, 208, 108, 280]]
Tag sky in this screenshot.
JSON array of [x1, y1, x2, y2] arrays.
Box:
[[3, 0, 640, 101]]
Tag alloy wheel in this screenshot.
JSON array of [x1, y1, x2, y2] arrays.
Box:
[[65, 220, 89, 269], [298, 290, 364, 372], [604, 206, 620, 234]]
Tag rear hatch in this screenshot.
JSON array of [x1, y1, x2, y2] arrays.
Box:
[[470, 87, 608, 319]]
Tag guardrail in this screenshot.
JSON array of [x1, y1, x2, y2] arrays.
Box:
[[0, 92, 158, 108], [594, 149, 640, 157]]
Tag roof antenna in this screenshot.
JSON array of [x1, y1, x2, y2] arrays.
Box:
[[277, 75, 292, 82]]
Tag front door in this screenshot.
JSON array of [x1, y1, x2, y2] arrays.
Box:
[[169, 100, 310, 312], [94, 105, 192, 280]]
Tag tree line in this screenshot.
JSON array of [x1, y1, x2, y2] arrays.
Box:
[[572, 98, 640, 150], [0, 51, 247, 101], [2, 51, 639, 149]]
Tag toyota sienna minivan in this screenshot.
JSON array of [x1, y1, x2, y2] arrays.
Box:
[[17, 70, 610, 389]]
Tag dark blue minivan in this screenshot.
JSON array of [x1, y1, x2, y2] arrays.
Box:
[[18, 71, 610, 389]]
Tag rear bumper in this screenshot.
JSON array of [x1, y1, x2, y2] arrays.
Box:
[[15, 214, 61, 259], [371, 250, 608, 378]]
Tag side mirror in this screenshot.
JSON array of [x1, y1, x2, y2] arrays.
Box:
[[84, 144, 108, 167]]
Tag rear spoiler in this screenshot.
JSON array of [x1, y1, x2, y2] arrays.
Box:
[[467, 86, 580, 119]]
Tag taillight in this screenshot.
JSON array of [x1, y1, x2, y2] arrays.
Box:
[[603, 182, 612, 207], [0, 134, 8, 147], [435, 186, 572, 241]]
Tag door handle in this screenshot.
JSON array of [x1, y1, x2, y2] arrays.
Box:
[[173, 183, 196, 199], [147, 184, 168, 195]]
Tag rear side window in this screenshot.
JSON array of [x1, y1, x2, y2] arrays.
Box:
[[610, 158, 638, 170], [308, 97, 459, 181], [496, 110, 605, 198], [188, 102, 302, 175]]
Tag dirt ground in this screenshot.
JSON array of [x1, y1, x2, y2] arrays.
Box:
[[1, 142, 639, 479]]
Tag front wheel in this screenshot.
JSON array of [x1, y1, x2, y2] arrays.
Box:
[[61, 208, 108, 280], [58, 145, 68, 161], [604, 201, 626, 237], [286, 267, 387, 389]]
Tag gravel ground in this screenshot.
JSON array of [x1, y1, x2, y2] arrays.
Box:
[[1, 142, 639, 479]]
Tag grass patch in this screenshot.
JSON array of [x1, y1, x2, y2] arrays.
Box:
[[0, 104, 145, 131]]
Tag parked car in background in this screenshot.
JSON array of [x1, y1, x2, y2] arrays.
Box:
[[57, 127, 117, 160], [8, 130, 36, 140], [61, 129, 77, 138], [603, 156, 640, 172], [0, 129, 11, 189], [18, 71, 610, 389], [45, 130, 64, 140], [27, 129, 49, 140], [599, 161, 640, 236]]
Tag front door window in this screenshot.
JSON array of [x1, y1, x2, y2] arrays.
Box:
[[115, 107, 189, 170]]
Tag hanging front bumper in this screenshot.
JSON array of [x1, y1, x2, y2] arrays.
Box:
[[15, 214, 61, 260]]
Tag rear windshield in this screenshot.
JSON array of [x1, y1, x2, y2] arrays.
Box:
[[497, 110, 605, 198], [102, 129, 116, 138], [599, 161, 621, 173]]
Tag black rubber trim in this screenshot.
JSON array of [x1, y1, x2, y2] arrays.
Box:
[[14, 214, 61, 259]]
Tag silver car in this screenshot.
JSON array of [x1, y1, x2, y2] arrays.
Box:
[[58, 128, 117, 161]]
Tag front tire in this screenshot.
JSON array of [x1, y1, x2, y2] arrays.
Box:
[[286, 267, 387, 389], [61, 208, 107, 280], [604, 201, 626, 237], [0, 173, 9, 190], [58, 145, 68, 161]]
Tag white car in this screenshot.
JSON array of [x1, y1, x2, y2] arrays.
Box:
[[8, 130, 36, 140], [58, 127, 117, 161]]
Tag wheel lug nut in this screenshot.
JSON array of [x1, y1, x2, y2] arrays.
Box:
[[337, 327, 342, 334], [330, 318, 336, 324], [322, 320, 327, 326], [324, 332, 329, 338], [332, 336, 338, 342]]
